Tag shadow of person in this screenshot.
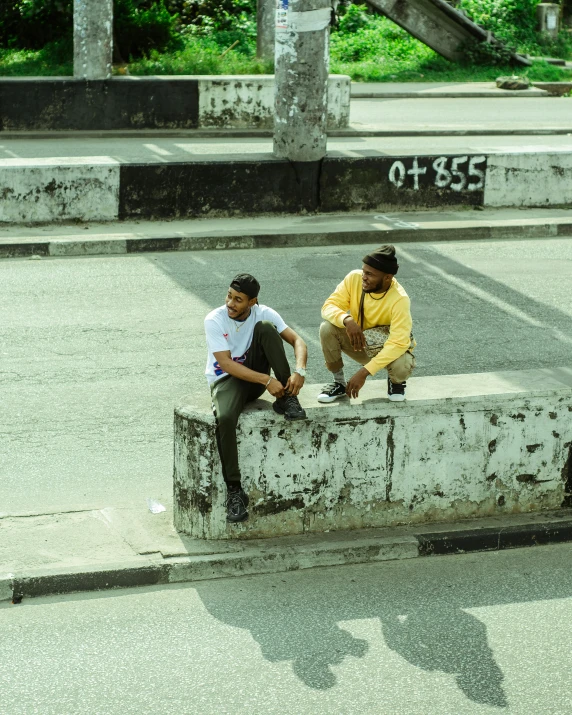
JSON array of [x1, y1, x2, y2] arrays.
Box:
[[291, 625, 368, 689], [193, 579, 368, 690], [380, 603, 508, 708], [193, 571, 507, 704]]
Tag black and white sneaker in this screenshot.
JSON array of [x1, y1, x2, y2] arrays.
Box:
[[317, 382, 346, 403], [226, 488, 249, 523], [388, 378, 406, 402], [273, 393, 307, 420]]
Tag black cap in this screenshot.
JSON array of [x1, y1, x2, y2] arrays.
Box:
[[230, 273, 260, 299], [363, 245, 399, 275]]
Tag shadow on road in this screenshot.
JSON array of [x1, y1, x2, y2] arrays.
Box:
[[194, 570, 509, 706], [149, 237, 572, 381]]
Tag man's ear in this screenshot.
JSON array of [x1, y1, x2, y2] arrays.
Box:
[[249, 297, 258, 308]]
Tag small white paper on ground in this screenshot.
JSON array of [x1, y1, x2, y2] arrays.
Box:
[[146, 499, 166, 514]]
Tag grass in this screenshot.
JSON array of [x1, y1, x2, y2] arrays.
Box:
[[0, 11, 571, 82], [0, 40, 73, 76]]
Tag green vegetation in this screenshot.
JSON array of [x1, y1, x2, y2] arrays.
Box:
[[0, 0, 571, 81]]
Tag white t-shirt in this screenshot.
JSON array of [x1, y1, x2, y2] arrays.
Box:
[[204, 304, 288, 385]]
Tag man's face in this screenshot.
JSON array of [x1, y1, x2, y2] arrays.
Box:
[[362, 264, 393, 293], [226, 287, 256, 320]]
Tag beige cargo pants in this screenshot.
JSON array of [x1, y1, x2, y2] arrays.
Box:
[[319, 321, 415, 384]]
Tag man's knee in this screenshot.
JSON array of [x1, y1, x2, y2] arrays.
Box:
[[388, 351, 415, 383], [320, 320, 340, 342], [254, 320, 277, 336]]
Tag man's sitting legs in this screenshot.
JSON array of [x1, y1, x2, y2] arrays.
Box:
[[246, 321, 306, 420], [318, 320, 414, 402], [212, 321, 306, 523], [318, 321, 368, 402]]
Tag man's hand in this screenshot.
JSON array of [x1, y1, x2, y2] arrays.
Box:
[[285, 372, 305, 396], [345, 367, 370, 399], [266, 377, 286, 398], [344, 317, 366, 352]]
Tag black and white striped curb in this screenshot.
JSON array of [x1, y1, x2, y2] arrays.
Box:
[[4, 512, 572, 603], [1, 149, 572, 226]]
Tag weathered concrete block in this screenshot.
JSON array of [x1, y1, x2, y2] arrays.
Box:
[[0, 78, 200, 131], [174, 368, 572, 540], [0, 157, 120, 224], [198, 75, 350, 129], [484, 152, 572, 208]]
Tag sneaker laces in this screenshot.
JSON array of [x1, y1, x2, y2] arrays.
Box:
[[284, 393, 301, 408], [227, 490, 245, 514]]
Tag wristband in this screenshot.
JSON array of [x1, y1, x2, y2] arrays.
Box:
[[265, 376, 272, 388]]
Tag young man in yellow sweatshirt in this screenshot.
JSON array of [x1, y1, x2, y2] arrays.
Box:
[[318, 245, 415, 403]]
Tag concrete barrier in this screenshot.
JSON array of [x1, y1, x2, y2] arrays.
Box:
[[3, 148, 572, 223], [0, 75, 350, 132], [173, 368, 572, 540], [198, 75, 351, 129]]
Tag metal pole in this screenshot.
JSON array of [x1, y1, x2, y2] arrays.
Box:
[[273, 0, 331, 161], [74, 0, 113, 80]]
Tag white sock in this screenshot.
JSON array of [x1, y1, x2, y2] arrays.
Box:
[[333, 369, 346, 386]]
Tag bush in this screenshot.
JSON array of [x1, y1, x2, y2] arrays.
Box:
[[114, 0, 177, 60], [163, 0, 256, 32], [0, 0, 72, 49], [0, 0, 179, 59]]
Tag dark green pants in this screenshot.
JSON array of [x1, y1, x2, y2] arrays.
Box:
[[211, 321, 291, 486]]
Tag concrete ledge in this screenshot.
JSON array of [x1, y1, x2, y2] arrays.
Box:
[[198, 75, 350, 129], [5, 510, 572, 601], [0, 75, 350, 132], [174, 368, 572, 540], [1, 209, 572, 259], [3, 148, 572, 224], [0, 77, 200, 131]]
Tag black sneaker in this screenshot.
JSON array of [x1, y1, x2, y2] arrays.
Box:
[[388, 378, 406, 402], [273, 393, 307, 420], [317, 382, 346, 403], [226, 488, 249, 523]]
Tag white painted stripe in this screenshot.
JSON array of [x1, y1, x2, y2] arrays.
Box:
[[289, 8, 331, 32]]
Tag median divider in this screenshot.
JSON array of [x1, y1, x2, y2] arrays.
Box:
[[1, 148, 572, 225], [174, 368, 572, 540]]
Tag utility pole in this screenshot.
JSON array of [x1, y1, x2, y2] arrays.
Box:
[[73, 0, 113, 79], [273, 0, 331, 161], [257, 0, 276, 60]]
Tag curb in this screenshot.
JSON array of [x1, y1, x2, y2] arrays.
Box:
[[2, 220, 572, 260], [4, 514, 572, 603]]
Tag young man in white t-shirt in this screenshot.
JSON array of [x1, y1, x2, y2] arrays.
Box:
[[205, 274, 308, 523]]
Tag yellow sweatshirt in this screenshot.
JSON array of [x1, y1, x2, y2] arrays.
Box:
[[321, 269, 415, 375]]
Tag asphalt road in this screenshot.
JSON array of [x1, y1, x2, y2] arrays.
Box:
[[3, 542, 572, 714], [350, 97, 572, 130], [2, 237, 571, 513], [1, 133, 571, 165]]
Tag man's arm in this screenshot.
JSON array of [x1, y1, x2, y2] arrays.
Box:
[[321, 275, 352, 328], [280, 327, 307, 396], [213, 351, 285, 397]]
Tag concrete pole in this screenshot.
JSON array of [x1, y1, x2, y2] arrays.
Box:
[[273, 0, 331, 161], [257, 0, 276, 60], [73, 0, 113, 79]]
